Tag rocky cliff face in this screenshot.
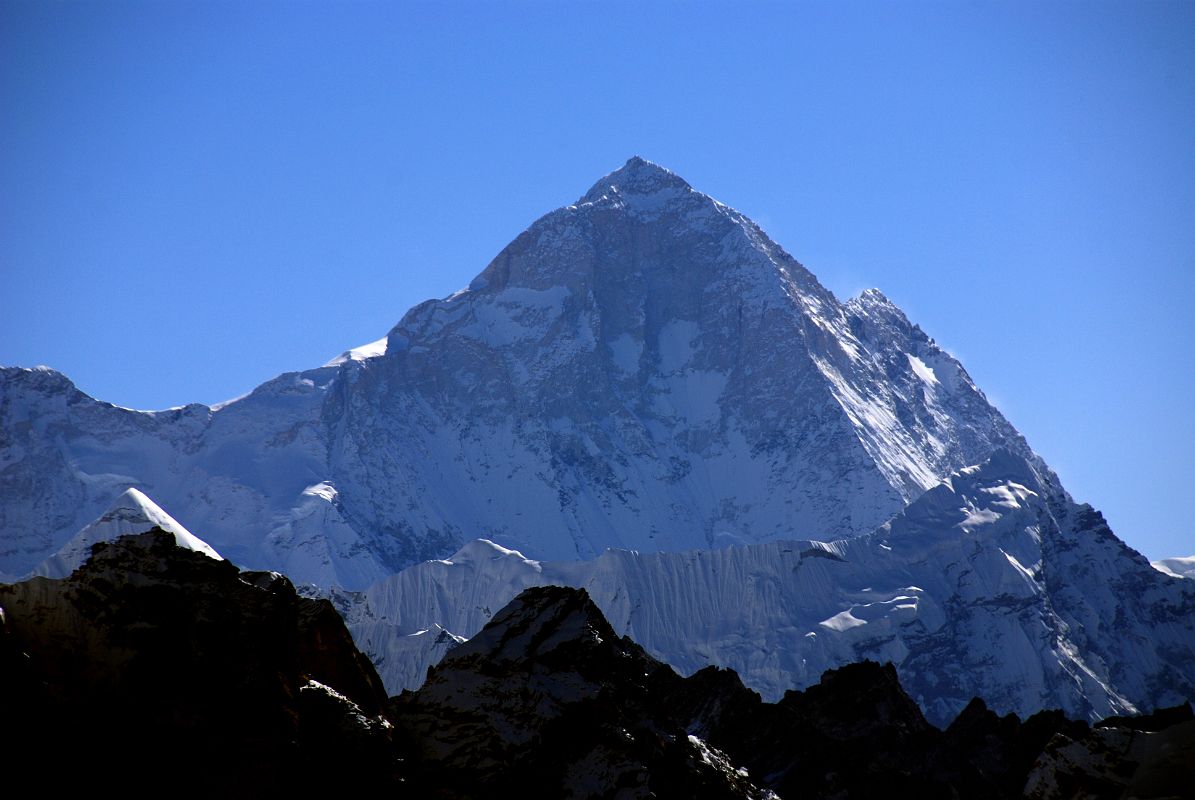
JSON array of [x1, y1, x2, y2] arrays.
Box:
[[392, 584, 1195, 799], [2, 157, 1038, 587], [5, 541, 1190, 798], [392, 584, 775, 799], [1023, 706, 1195, 800], [0, 530, 397, 793]]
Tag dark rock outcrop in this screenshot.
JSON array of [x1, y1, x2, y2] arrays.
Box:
[[0, 529, 399, 794], [5, 539, 1190, 798], [392, 584, 772, 799], [1025, 705, 1195, 800], [392, 584, 1195, 799]]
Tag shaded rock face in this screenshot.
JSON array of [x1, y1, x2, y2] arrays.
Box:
[[1024, 710, 1195, 800], [0, 530, 398, 794], [392, 585, 1195, 799], [392, 585, 773, 799], [5, 550, 1191, 799], [660, 663, 1098, 800]]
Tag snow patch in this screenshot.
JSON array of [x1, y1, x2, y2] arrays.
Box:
[[30, 488, 222, 578], [1152, 556, 1195, 580], [907, 354, 939, 386], [819, 609, 867, 632], [608, 333, 641, 374], [324, 336, 388, 367], [455, 286, 570, 347], [302, 482, 338, 502], [658, 319, 700, 373]]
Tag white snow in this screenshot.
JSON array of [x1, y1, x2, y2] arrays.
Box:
[[820, 609, 867, 632], [907, 353, 939, 385], [29, 487, 222, 578], [959, 506, 1002, 531], [302, 481, 338, 502], [1152, 556, 1195, 580], [263, 480, 391, 590], [339, 451, 1194, 726], [323, 336, 389, 367], [657, 319, 699, 373], [455, 286, 570, 348], [981, 482, 1036, 508]]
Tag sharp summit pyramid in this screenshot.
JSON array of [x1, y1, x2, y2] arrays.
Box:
[[29, 487, 222, 579], [3, 158, 1056, 586]]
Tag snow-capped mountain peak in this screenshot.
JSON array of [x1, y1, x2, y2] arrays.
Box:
[[442, 538, 542, 570], [578, 155, 696, 207], [29, 487, 222, 579], [0, 159, 1116, 585], [4, 158, 1190, 730], [851, 286, 900, 308], [322, 336, 389, 368]]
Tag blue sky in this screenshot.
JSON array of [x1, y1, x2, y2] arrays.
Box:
[[2, 1, 1192, 560]]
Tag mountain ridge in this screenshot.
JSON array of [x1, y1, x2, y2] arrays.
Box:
[[0, 158, 1107, 590], [5, 530, 1188, 797], [28, 486, 222, 579], [340, 448, 1195, 726]]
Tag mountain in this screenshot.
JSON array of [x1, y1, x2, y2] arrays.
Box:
[[28, 486, 222, 578], [391, 583, 923, 798], [392, 583, 1195, 799], [393, 584, 774, 798], [2, 157, 1039, 587], [0, 530, 398, 793], [1152, 556, 1195, 580], [7, 536, 1188, 798], [344, 450, 1195, 727], [1024, 706, 1195, 799], [4, 156, 1189, 729]]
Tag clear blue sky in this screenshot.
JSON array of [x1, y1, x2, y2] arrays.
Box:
[[2, 1, 1192, 560]]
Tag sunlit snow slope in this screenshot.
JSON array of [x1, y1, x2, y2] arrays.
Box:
[[29, 487, 222, 579], [1152, 556, 1195, 580]]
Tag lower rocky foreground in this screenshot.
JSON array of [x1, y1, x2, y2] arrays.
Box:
[[2, 531, 1191, 798], [0, 530, 398, 792]]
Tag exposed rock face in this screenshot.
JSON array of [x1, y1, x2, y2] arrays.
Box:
[[5, 546, 1190, 798], [667, 661, 946, 799], [1, 157, 1039, 587], [391, 584, 1195, 799], [1024, 705, 1195, 800], [392, 584, 774, 799], [0, 530, 397, 793]]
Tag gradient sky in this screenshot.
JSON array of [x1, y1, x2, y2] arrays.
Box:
[[2, 1, 1192, 560]]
